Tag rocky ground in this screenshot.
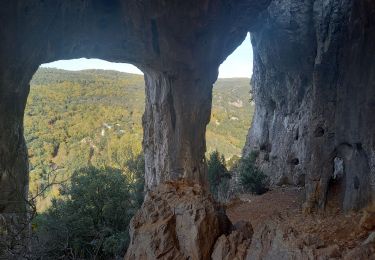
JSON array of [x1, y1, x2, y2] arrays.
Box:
[[227, 187, 304, 231], [226, 187, 375, 259], [125, 182, 375, 259]]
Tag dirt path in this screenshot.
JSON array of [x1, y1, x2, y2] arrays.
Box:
[[226, 186, 304, 231], [226, 187, 373, 252]]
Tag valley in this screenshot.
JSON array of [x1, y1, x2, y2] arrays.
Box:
[[25, 68, 253, 211]]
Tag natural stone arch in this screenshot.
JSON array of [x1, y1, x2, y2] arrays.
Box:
[[0, 1, 270, 251]]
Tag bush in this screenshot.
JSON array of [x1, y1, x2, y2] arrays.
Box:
[[207, 151, 231, 201], [239, 151, 269, 195], [33, 162, 144, 259]]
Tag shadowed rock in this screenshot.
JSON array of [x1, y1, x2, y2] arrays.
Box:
[[244, 0, 375, 212]]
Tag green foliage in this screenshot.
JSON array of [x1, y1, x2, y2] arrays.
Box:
[[25, 68, 253, 211], [26, 69, 145, 211], [207, 78, 254, 158], [24, 68, 254, 257], [33, 163, 144, 259], [207, 151, 231, 201], [124, 154, 145, 207], [238, 151, 269, 195]]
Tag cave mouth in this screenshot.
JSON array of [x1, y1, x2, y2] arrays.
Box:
[[26, 60, 147, 212], [1, 1, 265, 254], [26, 34, 254, 211], [24, 60, 148, 258], [208, 33, 254, 163], [206, 33, 255, 203], [24, 34, 254, 253]]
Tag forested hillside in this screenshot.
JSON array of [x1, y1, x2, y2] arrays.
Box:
[[25, 68, 253, 211]]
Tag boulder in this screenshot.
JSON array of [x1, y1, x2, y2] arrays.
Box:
[[211, 221, 253, 260], [125, 181, 232, 260]]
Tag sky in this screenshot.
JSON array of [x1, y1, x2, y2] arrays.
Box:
[[41, 34, 253, 79]]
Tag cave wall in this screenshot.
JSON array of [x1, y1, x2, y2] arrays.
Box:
[[245, 0, 375, 211]]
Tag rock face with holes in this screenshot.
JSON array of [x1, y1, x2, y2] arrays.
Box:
[[244, 0, 375, 211]]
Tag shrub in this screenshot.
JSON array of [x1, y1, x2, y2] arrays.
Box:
[[239, 151, 269, 195], [207, 150, 231, 201], [33, 162, 144, 259]]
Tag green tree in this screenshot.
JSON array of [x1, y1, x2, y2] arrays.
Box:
[[207, 151, 231, 201], [34, 165, 144, 259], [124, 154, 145, 207], [238, 151, 269, 195]]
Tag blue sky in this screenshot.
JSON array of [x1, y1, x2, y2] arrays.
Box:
[[42, 33, 253, 78]]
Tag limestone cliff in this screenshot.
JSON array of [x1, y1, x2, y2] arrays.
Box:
[[245, 0, 375, 211]]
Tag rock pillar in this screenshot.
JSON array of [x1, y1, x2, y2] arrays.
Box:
[[0, 71, 31, 256], [142, 69, 215, 189]]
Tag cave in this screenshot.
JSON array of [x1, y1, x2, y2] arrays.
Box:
[[1, 0, 375, 259]]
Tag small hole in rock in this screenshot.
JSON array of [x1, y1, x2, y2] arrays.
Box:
[[354, 176, 360, 190], [314, 126, 325, 137], [294, 128, 299, 140], [260, 143, 271, 152], [288, 158, 299, 165]]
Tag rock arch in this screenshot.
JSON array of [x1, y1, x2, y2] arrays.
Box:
[[0, 0, 269, 242]]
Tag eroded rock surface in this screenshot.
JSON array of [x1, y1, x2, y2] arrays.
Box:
[[247, 215, 375, 260], [125, 181, 232, 259], [245, 0, 375, 211], [127, 184, 375, 260], [211, 221, 253, 260], [125, 181, 260, 260]]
